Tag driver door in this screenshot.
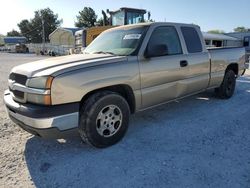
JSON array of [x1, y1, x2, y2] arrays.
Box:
[[139, 26, 189, 108]]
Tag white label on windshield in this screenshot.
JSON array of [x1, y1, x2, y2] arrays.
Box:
[[123, 34, 142, 40]]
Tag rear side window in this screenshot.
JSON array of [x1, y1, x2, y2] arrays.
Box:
[[181, 27, 202, 53]]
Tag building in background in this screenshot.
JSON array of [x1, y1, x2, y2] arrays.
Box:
[[49, 27, 81, 47], [3, 36, 27, 45], [226, 32, 250, 56], [0, 36, 27, 52], [202, 32, 242, 48], [0, 35, 4, 46], [226, 32, 250, 41]]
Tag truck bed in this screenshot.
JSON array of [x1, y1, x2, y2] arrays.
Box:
[[207, 46, 246, 87]]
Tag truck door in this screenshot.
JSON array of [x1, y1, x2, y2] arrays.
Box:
[[180, 26, 210, 94], [139, 26, 190, 108], [139, 26, 210, 108]]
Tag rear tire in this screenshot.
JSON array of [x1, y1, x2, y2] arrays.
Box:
[[79, 91, 130, 148], [215, 69, 236, 99]]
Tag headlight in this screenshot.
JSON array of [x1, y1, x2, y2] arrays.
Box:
[[26, 76, 53, 105], [27, 76, 53, 89]]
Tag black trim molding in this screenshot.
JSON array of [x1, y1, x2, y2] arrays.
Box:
[[4, 92, 79, 118]]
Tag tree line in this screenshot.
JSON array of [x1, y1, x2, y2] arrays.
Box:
[[6, 7, 103, 43], [6, 6, 250, 43], [208, 27, 250, 34]]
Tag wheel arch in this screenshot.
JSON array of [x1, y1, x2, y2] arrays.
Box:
[[80, 84, 136, 114], [226, 63, 238, 75]]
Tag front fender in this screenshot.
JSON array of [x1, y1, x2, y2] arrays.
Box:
[[51, 60, 140, 106]]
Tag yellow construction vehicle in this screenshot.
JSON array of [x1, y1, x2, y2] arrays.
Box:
[[75, 7, 147, 52]]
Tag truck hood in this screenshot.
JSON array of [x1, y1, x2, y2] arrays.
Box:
[[11, 54, 127, 77]]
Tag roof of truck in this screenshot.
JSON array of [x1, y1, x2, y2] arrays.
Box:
[[106, 22, 200, 32]]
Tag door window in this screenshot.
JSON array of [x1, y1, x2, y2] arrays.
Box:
[[148, 26, 183, 56]]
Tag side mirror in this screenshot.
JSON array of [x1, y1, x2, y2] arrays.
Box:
[[145, 44, 168, 58]]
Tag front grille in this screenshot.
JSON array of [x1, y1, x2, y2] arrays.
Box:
[[9, 73, 27, 85], [9, 73, 27, 101], [11, 90, 24, 99]]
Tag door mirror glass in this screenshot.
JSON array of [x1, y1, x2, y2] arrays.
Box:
[[145, 44, 168, 58]]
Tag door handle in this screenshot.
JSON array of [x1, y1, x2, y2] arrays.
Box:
[[180, 60, 188, 67]]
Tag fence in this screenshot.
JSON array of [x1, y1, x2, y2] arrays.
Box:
[[0, 43, 74, 56]]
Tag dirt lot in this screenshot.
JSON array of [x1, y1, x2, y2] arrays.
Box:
[[0, 53, 250, 188]]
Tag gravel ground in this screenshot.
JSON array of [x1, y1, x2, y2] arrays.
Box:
[[0, 52, 250, 188]]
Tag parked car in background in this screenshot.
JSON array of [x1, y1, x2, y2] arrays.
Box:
[[15, 43, 29, 53]]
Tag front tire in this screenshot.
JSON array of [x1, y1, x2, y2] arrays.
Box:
[[79, 91, 130, 148], [215, 69, 236, 99]]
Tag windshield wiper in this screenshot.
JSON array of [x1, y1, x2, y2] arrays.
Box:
[[93, 51, 116, 55]]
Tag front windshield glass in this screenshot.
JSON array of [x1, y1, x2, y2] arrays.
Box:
[[84, 25, 149, 56]]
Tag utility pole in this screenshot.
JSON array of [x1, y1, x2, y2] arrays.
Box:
[[42, 18, 45, 53], [40, 11, 45, 54]]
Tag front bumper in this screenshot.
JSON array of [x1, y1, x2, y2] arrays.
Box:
[[4, 90, 79, 138]]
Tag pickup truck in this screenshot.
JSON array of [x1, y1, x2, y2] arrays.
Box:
[[4, 22, 247, 148]]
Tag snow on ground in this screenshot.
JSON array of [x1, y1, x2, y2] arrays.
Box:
[[0, 53, 250, 188]]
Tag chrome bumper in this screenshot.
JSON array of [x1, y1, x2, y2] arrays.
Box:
[[4, 90, 79, 138], [7, 110, 78, 130]]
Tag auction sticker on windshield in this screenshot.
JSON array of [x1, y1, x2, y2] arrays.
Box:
[[123, 34, 142, 40]]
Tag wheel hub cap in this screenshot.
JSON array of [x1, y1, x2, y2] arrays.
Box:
[[96, 105, 122, 137]]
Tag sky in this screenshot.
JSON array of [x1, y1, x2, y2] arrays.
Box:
[[0, 0, 249, 35]]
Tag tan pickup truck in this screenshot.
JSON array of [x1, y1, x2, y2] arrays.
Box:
[[4, 22, 247, 148]]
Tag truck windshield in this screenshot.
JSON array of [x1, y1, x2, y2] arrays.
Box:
[[84, 26, 149, 56]]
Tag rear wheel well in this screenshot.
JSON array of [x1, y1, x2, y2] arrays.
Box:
[[226, 63, 238, 75], [80, 85, 136, 114]]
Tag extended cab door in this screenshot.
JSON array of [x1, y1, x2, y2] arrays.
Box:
[[179, 26, 210, 93], [138, 24, 210, 109]]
